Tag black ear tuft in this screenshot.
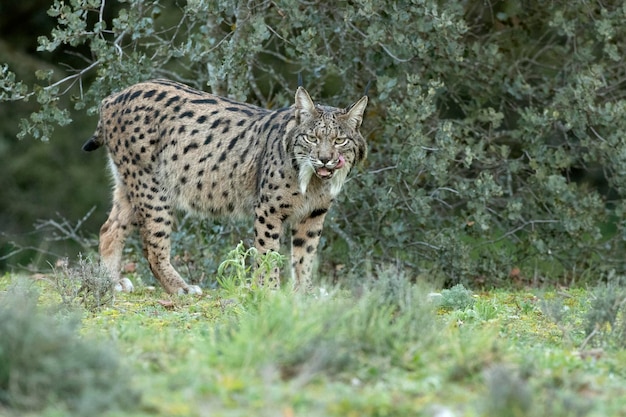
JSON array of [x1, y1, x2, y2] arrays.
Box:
[[363, 80, 373, 97]]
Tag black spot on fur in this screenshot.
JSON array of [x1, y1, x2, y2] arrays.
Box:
[[165, 96, 180, 107], [155, 91, 167, 102], [310, 208, 328, 218], [183, 143, 199, 154], [190, 98, 218, 105]]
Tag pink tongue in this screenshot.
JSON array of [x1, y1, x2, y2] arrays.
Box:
[[336, 155, 345, 169], [317, 167, 331, 177]]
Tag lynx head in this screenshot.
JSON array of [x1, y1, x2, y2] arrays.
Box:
[[289, 87, 368, 196]]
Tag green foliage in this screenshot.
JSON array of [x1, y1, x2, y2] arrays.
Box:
[[2, 0, 626, 285], [0, 280, 138, 414]]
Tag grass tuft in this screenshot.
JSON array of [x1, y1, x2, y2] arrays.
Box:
[[50, 254, 115, 311], [209, 266, 438, 386], [583, 272, 626, 347]]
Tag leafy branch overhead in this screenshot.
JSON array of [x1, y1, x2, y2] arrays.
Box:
[[2, 0, 626, 285]]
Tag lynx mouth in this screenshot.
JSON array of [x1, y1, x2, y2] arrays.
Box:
[[315, 167, 335, 179], [314, 155, 345, 179]]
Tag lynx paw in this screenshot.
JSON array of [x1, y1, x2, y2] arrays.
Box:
[[114, 277, 134, 293], [177, 285, 203, 296]]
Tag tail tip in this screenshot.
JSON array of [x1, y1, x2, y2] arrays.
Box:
[[82, 136, 101, 152]]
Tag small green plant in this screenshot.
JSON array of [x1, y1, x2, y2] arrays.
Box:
[[217, 241, 284, 293], [50, 254, 114, 311], [0, 280, 138, 414], [438, 284, 476, 311]]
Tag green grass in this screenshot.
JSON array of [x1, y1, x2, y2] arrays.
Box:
[[1, 269, 625, 417]]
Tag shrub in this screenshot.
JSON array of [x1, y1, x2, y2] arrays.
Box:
[[2, 0, 626, 286]]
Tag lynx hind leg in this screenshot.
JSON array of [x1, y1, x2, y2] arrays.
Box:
[[139, 209, 202, 295], [99, 184, 136, 292]]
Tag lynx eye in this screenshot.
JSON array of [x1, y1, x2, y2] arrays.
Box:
[[334, 136, 349, 146], [303, 134, 318, 144]]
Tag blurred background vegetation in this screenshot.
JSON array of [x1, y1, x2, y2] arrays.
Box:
[[1, 0, 625, 288]]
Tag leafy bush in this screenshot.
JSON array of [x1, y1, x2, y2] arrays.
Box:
[[0, 280, 138, 414], [2, 0, 626, 286]]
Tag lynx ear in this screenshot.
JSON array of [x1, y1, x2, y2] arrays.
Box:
[[343, 96, 368, 130], [295, 87, 318, 124]]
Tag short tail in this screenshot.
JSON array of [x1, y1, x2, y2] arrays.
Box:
[[82, 135, 103, 151], [82, 120, 104, 152]]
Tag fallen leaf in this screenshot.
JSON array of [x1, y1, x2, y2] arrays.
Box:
[[123, 262, 137, 273], [31, 273, 48, 280]]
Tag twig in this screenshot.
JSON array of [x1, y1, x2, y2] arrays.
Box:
[[578, 325, 599, 351], [479, 219, 559, 246], [347, 22, 412, 63], [33, 207, 98, 250], [0, 242, 60, 261], [368, 165, 397, 175]]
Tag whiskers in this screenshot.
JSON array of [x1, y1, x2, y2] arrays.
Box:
[[291, 153, 310, 166]]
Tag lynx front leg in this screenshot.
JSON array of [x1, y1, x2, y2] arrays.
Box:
[[253, 207, 283, 288], [290, 209, 328, 291], [99, 184, 136, 292]]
